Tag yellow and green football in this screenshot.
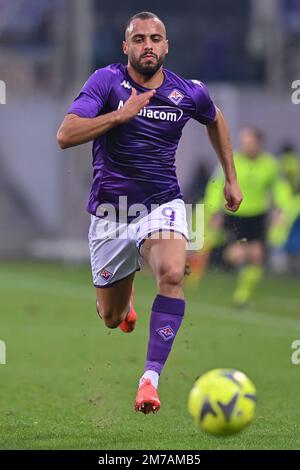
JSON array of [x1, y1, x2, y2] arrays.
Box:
[[188, 368, 257, 436]]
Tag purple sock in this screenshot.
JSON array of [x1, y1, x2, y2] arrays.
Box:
[[145, 294, 185, 375]]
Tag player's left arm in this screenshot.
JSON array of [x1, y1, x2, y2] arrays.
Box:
[[206, 108, 243, 213]]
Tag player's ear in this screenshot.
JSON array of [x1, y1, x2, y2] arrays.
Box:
[[122, 41, 128, 56], [166, 39, 169, 55]]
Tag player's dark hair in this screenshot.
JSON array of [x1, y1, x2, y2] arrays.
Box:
[[126, 11, 165, 35]]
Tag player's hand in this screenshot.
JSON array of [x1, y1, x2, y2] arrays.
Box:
[[224, 180, 243, 212], [118, 87, 156, 123]]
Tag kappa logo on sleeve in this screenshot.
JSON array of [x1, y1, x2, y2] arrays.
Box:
[[168, 89, 184, 105], [191, 79, 203, 86]]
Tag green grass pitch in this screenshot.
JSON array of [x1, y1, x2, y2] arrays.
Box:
[[0, 262, 300, 449]]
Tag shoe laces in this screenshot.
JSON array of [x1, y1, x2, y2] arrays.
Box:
[[140, 378, 152, 387]]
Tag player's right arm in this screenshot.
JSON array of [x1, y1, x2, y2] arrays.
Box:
[[57, 87, 155, 149]]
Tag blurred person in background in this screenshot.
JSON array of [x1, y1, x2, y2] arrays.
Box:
[[278, 143, 300, 194], [184, 162, 211, 205], [188, 127, 292, 308], [268, 143, 300, 270], [56, 11, 242, 414]]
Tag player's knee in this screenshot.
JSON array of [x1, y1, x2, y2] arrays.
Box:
[[158, 266, 184, 289], [225, 245, 245, 266], [249, 244, 264, 264]]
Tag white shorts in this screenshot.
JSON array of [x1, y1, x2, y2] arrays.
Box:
[[88, 198, 189, 287]]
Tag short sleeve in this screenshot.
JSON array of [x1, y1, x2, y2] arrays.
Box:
[[190, 80, 216, 125], [67, 68, 111, 118]]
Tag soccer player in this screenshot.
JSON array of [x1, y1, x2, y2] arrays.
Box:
[[57, 11, 242, 414], [202, 127, 291, 307]]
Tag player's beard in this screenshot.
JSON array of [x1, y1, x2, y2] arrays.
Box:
[[130, 53, 164, 77]]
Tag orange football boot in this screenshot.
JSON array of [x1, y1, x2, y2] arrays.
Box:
[[96, 289, 136, 333], [134, 378, 161, 414], [118, 288, 136, 333]]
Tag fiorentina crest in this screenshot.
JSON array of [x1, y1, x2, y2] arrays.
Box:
[[100, 268, 112, 281], [156, 325, 175, 341], [168, 89, 184, 105]]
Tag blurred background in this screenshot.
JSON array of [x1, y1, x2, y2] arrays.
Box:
[[0, 0, 299, 272]]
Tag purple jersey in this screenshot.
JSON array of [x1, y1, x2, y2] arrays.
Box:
[[67, 63, 216, 215]]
